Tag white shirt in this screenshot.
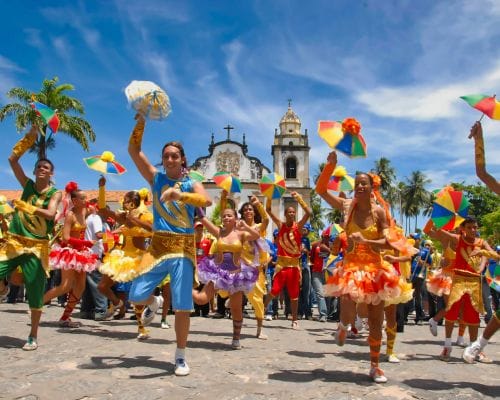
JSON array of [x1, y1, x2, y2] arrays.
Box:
[[85, 212, 104, 257]]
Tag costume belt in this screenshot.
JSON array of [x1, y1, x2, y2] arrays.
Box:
[[149, 231, 196, 265], [0, 232, 50, 277], [274, 255, 300, 276]]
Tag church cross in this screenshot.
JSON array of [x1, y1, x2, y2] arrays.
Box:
[[287, 98, 292, 108], [224, 124, 234, 140]]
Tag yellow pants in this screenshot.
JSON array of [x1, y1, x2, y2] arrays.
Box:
[[246, 268, 267, 320]]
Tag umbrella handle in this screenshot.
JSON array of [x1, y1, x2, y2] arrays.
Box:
[[468, 115, 484, 139]]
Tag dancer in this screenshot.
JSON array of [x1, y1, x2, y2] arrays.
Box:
[[239, 196, 270, 339], [264, 191, 312, 329], [0, 125, 61, 350], [469, 121, 500, 194], [434, 216, 494, 362], [44, 182, 100, 327], [128, 113, 212, 376], [197, 195, 261, 349], [316, 150, 401, 383]]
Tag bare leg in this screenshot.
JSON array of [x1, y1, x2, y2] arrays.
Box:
[[174, 310, 190, 349], [162, 283, 171, 320], [230, 292, 243, 348], [43, 269, 75, 304], [98, 274, 120, 305]]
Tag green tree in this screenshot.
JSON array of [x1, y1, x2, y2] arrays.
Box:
[[450, 182, 499, 221], [0, 77, 96, 159], [402, 171, 431, 232], [309, 189, 325, 235]]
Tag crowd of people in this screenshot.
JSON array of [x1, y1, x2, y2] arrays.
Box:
[[0, 116, 498, 383]]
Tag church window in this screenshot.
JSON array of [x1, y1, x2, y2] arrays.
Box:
[[285, 157, 297, 179]]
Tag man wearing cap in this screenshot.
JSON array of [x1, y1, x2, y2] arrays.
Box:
[[410, 239, 433, 325], [310, 229, 331, 322]]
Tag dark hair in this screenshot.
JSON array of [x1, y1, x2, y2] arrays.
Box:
[[239, 202, 261, 224], [355, 171, 373, 186], [124, 191, 141, 208], [35, 158, 54, 172], [222, 207, 237, 217], [460, 216, 477, 226], [161, 141, 187, 169]]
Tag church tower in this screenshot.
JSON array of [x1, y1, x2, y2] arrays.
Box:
[[271, 101, 311, 217]]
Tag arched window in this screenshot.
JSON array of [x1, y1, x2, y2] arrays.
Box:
[[285, 157, 297, 179]]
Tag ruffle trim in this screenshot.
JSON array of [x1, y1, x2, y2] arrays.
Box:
[[49, 244, 99, 272], [98, 249, 145, 282], [426, 269, 453, 296]]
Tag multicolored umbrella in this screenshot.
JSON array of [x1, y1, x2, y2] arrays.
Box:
[[318, 118, 367, 158], [125, 80, 171, 121], [431, 189, 470, 230], [327, 166, 354, 192], [323, 223, 344, 241], [485, 260, 500, 293], [83, 151, 127, 175], [30, 100, 60, 134], [460, 94, 500, 120], [188, 170, 206, 182], [213, 171, 241, 193], [0, 195, 14, 214], [259, 173, 286, 199]]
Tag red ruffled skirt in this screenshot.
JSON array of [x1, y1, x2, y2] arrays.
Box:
[[49, 243, 100, 272]]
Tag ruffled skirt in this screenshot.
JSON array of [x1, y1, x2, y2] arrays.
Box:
[[426, 268, 453, 297], [49, 243, 99, 272], [197, 252, 258, 294], [323, 247, 401, 305], [98, 245, 146, 283]]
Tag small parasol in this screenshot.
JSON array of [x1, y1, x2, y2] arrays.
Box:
[[0, 195, 14, 214], [431, 189, 469, 230], [213, 171, 241, 193], [318, 118, 367, 158], [30, 98, 60, 137], [484, 260, 500, 293], [259, 172, 286, 199], [460, 94, 500, 122], [125, 80, 171, 121], [83, 151, 127, 175], [323, 223, 344, 241], [188, 170, 206, 183], [327, 166, 354, 192]]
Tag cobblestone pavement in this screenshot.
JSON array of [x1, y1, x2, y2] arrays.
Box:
[[0, 303, 498, 400]]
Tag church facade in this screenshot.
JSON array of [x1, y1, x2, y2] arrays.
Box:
[[190, 103, 311, 237]]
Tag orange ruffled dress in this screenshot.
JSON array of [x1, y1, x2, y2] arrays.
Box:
[[426, 244, 455, 297], [323, 220, 401, 305]]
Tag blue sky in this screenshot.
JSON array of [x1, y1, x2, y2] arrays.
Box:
[[1, 0, 499, 197]]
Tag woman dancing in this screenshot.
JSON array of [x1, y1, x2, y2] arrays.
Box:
[[197, 194, 261, 350], [316, 151, 401, 383], [128, 113, 212, 376], [44, 182, 99, 327]]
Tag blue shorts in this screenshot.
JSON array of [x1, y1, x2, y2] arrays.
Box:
[[129, 257, 194, 312]]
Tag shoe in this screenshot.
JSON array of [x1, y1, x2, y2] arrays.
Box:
[[94, 313, 108, 321], [369, 366, 388, 383], [142, 296, 161, 326], [265, 315, 273, 321], [387, 354, 400, 363], [104, 300, 124, 319], [22, 336, 38, 351], [161, 319, 170, 329], [174, 358, 190, 376], [59, 319, 82, 328], [439, 346, 452, 362], [336, 324, 347, 346], [355, 316, 364, 332], [319, 316, 327, 323], [476, 351, 492, 364], [428, 318, 438, 337], [291, 321, 299, 330], [231, 339, 242, 350], [113, 313, 126, 320], [456, 336, 467, 348], [212, 312, 224, 319], [137, 328, 150, 341], [462, 342, 480, 364], [415, 319, 422, 326]]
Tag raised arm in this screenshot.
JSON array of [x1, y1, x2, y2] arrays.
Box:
[[470, 121, 500, 194], [237, 219, 261, 242], [265, 198, 282, 230], [423, 220, 459, 247], [292, 191, 312, 230], [250, 196, 269, 234], [315, 151, 347, 210], [8, 125, 38, 187], [128, 114, 156, 185], [198, 214, 221, 238]]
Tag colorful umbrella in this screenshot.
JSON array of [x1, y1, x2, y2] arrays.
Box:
[[259, 173, 286, 199], [460, 94, 500, 120], [188, 170, 206, 183], [84, 151, 127, 175], [485, 260, 500, 293], [213, 171, 241, 193], [327, 166, 354, 192], [125, 80, 171, 121], [323, 223, 344, 241], [0, 195, 14, 214], [431, 189, 469, 230], [30, 100, 60, 134], [318, 118, 367, 158]]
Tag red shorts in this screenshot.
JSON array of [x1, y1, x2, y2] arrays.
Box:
[[271, 267, 300, 300], [445, 293, 480, 325]]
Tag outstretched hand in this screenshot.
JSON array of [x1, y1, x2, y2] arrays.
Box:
[[468, 121, 482, 140], [327, 151, 337, 165]]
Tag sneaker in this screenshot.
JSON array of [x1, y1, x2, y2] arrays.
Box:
[[319, 315, 327, 323], [429, 318, 438, 337], [174, 358, 190, 376], [462, 342, 480, 364], [231, 339, 242, 350], [354, 316, 364, 332], [476, 351, 492, 364], [22, 336, 38, 351], [456, 336, 467, 348], [212, 312, 224, 319], [59, 319, 82, 328], [387, 354, 400, 363], [439, 346, 452, 362], [161, 319, 170, 329], [291, 321, 300, 330], [142, 296, 162, 326], [369, 366, 388, 383], [137, 328, 150, 341], [336, 324, 348, 346], [104, 300, 124, 319], [265, 315, 273, 321], [94, 312, 108, 321]]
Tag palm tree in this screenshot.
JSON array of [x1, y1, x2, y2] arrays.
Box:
[[402, 171, 431, 232], [372, 157, 399, 216], [309, 189, 325, 235], [0, 77, 96, 159]]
